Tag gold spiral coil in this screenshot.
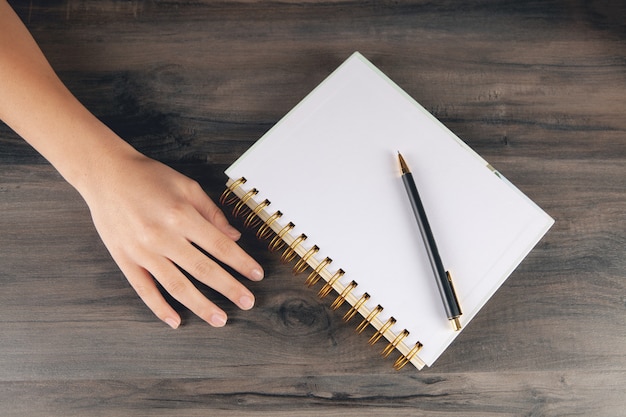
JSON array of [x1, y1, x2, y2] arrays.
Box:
[[244, 199, 270, 228], [257, 210, 282, 239], [318, 269, 345, 299], [330, 281, 357, 310], [293, 245, 319, 275], [281, 234, 307, 263], [305, 257, 332, 287], [268, 222, 295, 252], [393, 342, 423, 371], [369, 317, 396, 345], [221, 180, 420, 370], [356, 305, 383, 334], [343, 292, 370, 322], [219, 177, 246, 206], [381, 329, 409, 358], [232, 188, 258, 218]]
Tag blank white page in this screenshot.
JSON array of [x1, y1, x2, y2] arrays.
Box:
[[226, 52, 554, 367]]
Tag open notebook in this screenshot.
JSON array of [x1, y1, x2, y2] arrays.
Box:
[[221, 52, 554, 370]]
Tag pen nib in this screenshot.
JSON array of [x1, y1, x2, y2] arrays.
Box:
[[398, 152, 410, 175]]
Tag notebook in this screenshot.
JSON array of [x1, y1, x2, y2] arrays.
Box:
[[220, 52, 554, 370]]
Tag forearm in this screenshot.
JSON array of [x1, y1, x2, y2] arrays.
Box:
[[0, 1, 138, 196], [1, 1, 264, 328]]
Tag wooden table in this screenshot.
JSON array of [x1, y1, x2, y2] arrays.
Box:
[[1, 1, 624, 415]]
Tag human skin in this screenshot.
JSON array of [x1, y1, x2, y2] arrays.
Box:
[[0, 0, 264, 329]]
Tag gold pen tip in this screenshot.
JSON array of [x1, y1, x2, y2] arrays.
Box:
[[451, 317, 462, 331], [397, 152, 410, 174]]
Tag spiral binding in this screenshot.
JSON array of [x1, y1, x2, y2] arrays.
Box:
[[382, 329, 409, 358], [343, 292, 370, 322], [219, 177, 246, 205], [294, 245, 320, 275], [257, 210, 282, 239], [232, 188, 257, 218], [318, 269, 345, 299], [368, 317, 396, 345], [244, 199, 270, 228], [269, 222, 294, 252], [281, 234, 307, 263], [305, 257, 332, 287], [394, 341, 423, 371], [221, 177, 425, 370], [356, 305, 383, 334], [330, 280, 357, 310]]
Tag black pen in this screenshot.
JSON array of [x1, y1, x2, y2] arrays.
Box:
[[398, 152, 462, 331]]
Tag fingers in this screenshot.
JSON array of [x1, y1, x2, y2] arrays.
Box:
[[185, 210, 265, 282], [183, 180, 265, 280], [116, 258, 182, 329], [118, 213, 262, 328], [117, 247, 237, 329], [146, 255, 230, 327], [182, 187, 265, 282], [188, 182, 242, 241], [169, 239, 257, 312], [110, 178, 265, 329]]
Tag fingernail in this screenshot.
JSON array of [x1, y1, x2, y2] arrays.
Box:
[[251, 268, 264, 281], [210, 313, 227, 327], [165, 317, 180, 329], [239, 295, 254, 310]]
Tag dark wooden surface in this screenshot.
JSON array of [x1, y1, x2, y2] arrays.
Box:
[[1, 1, 625, 416]]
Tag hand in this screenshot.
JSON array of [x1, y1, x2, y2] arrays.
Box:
[[1, 0, 263, 329], [83, 151, 264, 329]]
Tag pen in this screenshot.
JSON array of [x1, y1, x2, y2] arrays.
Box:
[[398, 152, 462, 331]]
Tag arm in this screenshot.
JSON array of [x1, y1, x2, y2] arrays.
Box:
[[0, 1, 264, 328]]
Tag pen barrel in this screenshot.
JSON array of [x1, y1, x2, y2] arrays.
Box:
[[402, 173, 462, 319]]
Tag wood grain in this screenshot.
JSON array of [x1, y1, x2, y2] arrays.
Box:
[[1, 1, 625, 416]]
